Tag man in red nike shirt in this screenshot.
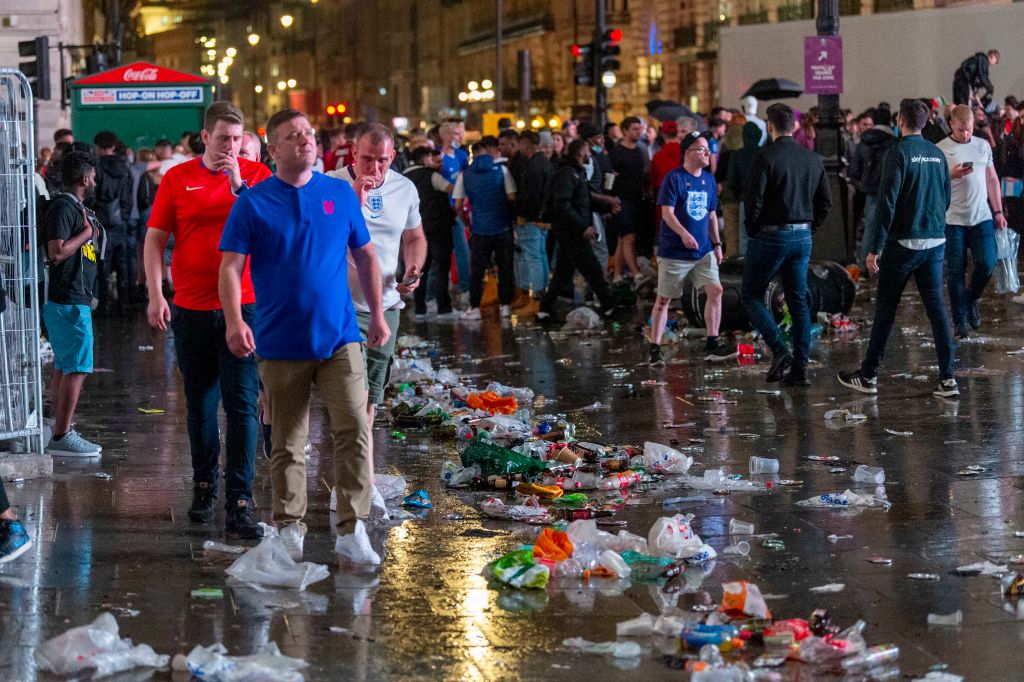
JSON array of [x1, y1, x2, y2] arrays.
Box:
[[144, 101, 271, 539]]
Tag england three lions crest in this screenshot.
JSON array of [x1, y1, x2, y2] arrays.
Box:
[[368, 194, 384, 218], [686, 191, 709, 221]]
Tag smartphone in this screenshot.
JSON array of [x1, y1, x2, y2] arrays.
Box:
[[401, 272, 422, 286], [963, 161, 974, 169]]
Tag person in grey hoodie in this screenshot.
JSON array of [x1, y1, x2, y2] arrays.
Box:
[[838, 98, 958, 399]]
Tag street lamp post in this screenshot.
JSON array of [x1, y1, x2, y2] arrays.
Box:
[[812, 0, 849, 263]]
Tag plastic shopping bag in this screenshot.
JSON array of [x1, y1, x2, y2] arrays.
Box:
[[226, 527, 329, 591], [35, 612, 169, 678], [994, 227, 1020, 294]]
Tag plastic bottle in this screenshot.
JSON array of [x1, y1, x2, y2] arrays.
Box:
[[840, 644, 899, 670], [572, 471, 603, 490], [598, 470, 641, 490], [461, 434, 546, 477]]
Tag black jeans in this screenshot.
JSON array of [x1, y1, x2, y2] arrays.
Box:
[[0, 478, 8, 514], [171, 304, 260, 507], [540, 231, 613, 314], [469, 230, 515, 308], [416, 225, 454, 314], [98, 227, 131, 312]]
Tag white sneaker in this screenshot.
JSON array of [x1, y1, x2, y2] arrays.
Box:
[[500, 304, 511, 318], [279, 522, 304, 563], [46, 429, 102, 457], [335, 520, 381, 565], [369, 485, 390, 524], [426, 300, 439, 314], [460, 307, 481, 320]]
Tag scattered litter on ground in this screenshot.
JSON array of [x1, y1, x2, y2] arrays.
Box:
[[954, 560, 1007, 576], [203, 541, 247, 555], [137, 407, 165, 414], [926, 611, 962, 627], [809, 583, 846, 593], [191, 588, 224, 599], [885, 428, 913, 436], [824, 409, 866, 422], [35, 612, 169, 678], [562, 637, 641, 658]]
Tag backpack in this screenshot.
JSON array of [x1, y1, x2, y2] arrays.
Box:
[[136, 172, 157, 214]]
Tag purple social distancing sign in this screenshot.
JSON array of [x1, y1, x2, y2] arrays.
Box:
[[804, 36, 843, 95]]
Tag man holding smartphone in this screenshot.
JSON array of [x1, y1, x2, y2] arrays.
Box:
[[937, 104, 1006, 339], [328, 124, 427, 521]]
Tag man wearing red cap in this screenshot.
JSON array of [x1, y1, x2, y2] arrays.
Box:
[[651, 121, 682, 199]]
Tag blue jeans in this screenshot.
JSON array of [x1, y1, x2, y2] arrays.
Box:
[[514, 223, 550, 294], [171, 304, 260, 507], [861, 241, 955, 380], [453, 217, 471, 293], [945, 220, 996, 327], [859, 195, 879, 263], [741, 228, 812, 369], [737, 202, 749, 257]]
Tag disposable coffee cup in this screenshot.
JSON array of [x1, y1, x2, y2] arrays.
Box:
[[729, 518, 755, 535], [852, 465, 885, 484], [749, 456, 780, 475], [603, 172, 616, 191]]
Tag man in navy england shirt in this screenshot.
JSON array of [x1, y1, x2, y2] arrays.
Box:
[[647, 132, 735, 367], [219, 109, 390, 567]]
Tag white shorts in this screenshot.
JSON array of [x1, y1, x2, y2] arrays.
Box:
[[657, 253, 720, 300]]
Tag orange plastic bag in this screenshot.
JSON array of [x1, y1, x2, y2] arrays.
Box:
[[533, 528, 574, 562], [481, 271, 499, 308], [720, 581, 771, 619], [466, 391, 518, 415], [513, 482, 563, 500]]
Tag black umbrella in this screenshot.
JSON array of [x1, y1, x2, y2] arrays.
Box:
[[644, 99, 706, 129], [742, 78, 803, 100]]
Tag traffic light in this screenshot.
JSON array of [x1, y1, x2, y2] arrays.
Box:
[[597, 28, 622, 88], [18, 36, 50, 100], [571, 42, 594, 87], [326, 103, 347, 117]]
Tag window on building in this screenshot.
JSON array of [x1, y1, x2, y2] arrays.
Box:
[[648, 62, 663, 93]]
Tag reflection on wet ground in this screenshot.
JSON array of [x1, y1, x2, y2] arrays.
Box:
[[2, 288, 1024, 680]]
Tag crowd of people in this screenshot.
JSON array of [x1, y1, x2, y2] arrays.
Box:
[[2, 54, 1020, 563]]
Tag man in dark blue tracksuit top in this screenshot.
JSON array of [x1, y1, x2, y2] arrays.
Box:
[[838, 98, 959, 399], [453, 136, 517, 320]]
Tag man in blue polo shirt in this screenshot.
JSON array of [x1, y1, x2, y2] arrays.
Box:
[[647, 131, 734, 367], [219, 108, 390, 567]]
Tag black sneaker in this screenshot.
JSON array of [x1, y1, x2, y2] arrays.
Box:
[[225, 499, 263, 539], [837, 369, 878, 395], [954, 324, 970, 341], [188, 482, 217, 523], [933, 378, 960, 398], [705, 342, 739, 363], [967, 301, 981, 330], [536, 310, 558, 325], [766, 352, 793, 382], [782, 369, 811, 387], [648, 344, 665, 367]]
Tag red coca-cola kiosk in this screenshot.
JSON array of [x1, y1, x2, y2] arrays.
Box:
[[70, 61, 214, 148]]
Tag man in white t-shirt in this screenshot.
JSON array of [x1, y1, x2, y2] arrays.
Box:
[[327, 123, 427, 519], [937, 104, 1007, 339]]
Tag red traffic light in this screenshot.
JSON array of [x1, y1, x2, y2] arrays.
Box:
[[572, 43, 581, 57], [608, 28, 623, 44], [336, 103, 347, 114], [326, 105, 336, 115]]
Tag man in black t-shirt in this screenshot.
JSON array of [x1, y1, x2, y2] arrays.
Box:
[[608, 116, 649, 286], [42, 151, 104, 457]]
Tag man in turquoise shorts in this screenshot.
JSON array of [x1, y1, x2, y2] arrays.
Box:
[[42, 151, 104, 456]]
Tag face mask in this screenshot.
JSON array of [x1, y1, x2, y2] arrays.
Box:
[[590, 144, 602, 154]]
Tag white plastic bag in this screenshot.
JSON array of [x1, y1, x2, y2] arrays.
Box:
[[796, 489, 891, 510], [648, 514, 705, 559], [330, 474, 406, 511], [994, 228, 1020, 294], [34, 612, 169, 678], [226, 528, 329, 591], [562, 637, 642, 658], [562, 306, 602, 330], [478, 415, 532, 440], [182, 642, 308, 682], [643, 441, 694, 474]]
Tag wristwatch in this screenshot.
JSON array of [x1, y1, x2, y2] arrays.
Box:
[[710, 241, 722, 248]]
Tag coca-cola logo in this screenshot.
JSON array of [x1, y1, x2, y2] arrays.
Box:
[[123, 68, 159, 82]]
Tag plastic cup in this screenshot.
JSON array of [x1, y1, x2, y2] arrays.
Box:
[[729, 518, 755, 535], [748, 456, 780, 475], [852, 465, 885, 484], [723, 541, 751, 557], [703, 468, 725, 484], [926, 610, 962, 626]]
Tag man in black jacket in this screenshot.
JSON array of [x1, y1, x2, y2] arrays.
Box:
[[581, 123, 621, 271], [953, 49, 999, 107], [537, 140, 616, 322], [838, 98, 958, 399], [849, 107, 898, 270], [92, 131, 133, 315], [741, 103, 832, 386], [512, 131, 553, 307], [403, 146, 455, 317]]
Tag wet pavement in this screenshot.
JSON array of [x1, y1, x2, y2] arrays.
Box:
[[3, 284, 1024, 681]]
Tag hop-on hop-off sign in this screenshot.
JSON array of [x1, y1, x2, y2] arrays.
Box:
[[80, 87, 204, 105], [804, 36, 843, 95]]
